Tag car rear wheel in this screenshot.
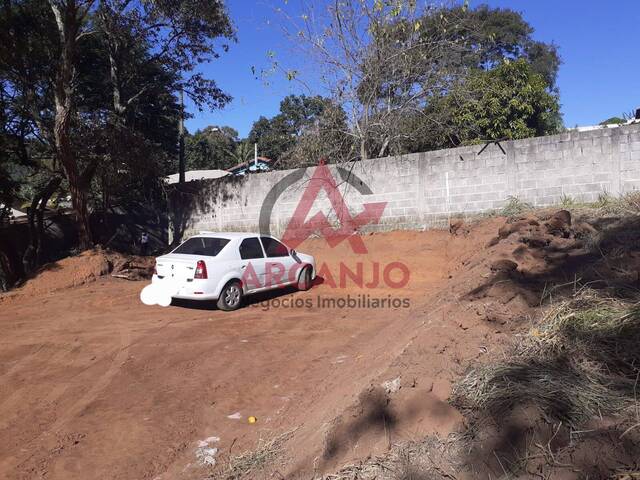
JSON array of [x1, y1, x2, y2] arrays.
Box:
[[217, 281, 243, 311], [297, 266, 312, 291]]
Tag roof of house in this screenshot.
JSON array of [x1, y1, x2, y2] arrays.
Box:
[[1, 204, 27, 218], [227, 156, 273, 173], [572, 117, 639, 133], [10, 208, 27, 218], [166, 169, 230, 184]]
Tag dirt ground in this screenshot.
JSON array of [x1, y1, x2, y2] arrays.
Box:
[[0, 220, 531, 480]]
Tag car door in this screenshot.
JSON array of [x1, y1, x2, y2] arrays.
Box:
[[260, 236, 297, 288], [238, 237, 266, 292]]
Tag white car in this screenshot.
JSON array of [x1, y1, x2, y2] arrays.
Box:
[[145, 232, 316, 310]]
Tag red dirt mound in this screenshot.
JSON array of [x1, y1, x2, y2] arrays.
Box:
[[13, 249, 154, 297], [296, 210, 614, 478]]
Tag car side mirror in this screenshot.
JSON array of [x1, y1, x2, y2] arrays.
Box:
[[290, 249, 297, 257]]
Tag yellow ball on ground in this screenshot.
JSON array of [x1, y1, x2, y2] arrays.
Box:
[[248, 416, 257, 424]]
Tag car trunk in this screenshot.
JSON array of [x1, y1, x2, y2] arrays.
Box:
[[155, 254, 199, 283]]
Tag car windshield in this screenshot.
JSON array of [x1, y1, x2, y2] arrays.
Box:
[[172, 237, 229, 256]]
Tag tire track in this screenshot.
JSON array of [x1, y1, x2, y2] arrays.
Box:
[[0, 319, 132, 477]]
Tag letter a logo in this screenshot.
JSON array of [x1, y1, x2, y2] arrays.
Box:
[[281, 162, 386, 254]]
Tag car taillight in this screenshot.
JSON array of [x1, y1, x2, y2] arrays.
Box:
[[194, 260, 208, 279]]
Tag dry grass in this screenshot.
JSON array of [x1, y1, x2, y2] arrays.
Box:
[[318, 436, 457, 480], [209, 429, 296, 480], [623, 191, 640, 213], [566, 191, 640, 217], [485, 191, 640, 220], [452, 289, 640, 425]]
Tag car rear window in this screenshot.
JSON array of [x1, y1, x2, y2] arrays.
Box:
[[260, 237, 289, 257], [172, 237, 229, 256]]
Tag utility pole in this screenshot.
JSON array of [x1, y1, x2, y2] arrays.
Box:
[[178, 88, 185, 184], [254, 142, 258, 169]]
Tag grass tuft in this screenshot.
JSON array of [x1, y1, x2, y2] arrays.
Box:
[[452, 289, 640, 425], [560, 194, 575, 208], [210, 429, 296, 480], [320, 436, 456, 480], [500, 196, 533, 217]]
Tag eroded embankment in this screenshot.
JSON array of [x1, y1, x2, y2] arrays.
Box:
[[298, 209, 640, 480]]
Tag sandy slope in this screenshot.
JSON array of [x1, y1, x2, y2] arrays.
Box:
[[0, 221, 516, 480]]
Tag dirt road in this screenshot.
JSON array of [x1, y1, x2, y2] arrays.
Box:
[[0, 227, 502, 479]]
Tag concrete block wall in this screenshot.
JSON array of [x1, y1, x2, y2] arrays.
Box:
[[176, 124, 640, 238]]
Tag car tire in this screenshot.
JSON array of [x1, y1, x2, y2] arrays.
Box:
[[297, 266, 312, 291], [217, 281, 243, 311]]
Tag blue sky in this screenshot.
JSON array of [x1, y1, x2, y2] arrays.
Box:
[[185, 0, 640, 138]]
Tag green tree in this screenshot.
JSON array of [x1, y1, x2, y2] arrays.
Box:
[[0, 0, 234, 249], [0, 75, 65, 270], [225, 141, 254, 166], [247, 115, 290, 161], [450, 59, 561, 143], [185, 126, 238, 170], [456, 5, 561, 88], [280, 101, 352, 167], [599, 117, 626, 126], [248, 95, 336, 162], [361, 3, 562, 155], [277, 1, 562, 159]]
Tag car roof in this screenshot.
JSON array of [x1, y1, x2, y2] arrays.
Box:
[[195, 231, 272, 240]]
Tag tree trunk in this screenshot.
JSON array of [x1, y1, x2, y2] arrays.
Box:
[[66, 169, 92, 249], [378, 137, 390, 158], [35, 177, 62, 264], [360, 138, 368, 160], [50, 0, 93, 250], [24, 177, 62, 272]]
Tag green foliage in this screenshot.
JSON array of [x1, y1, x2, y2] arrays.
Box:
[[225, 141, 255, 166], [186, 95, 350, 171], [280, 102, 352, 167], [560, 194, 576, 208], [499, 195, 533, 217], [408, 4, 561, 88], [248, 95, 348, 164], [247, 115, 293, 161], [451, 59, 562, 143], [280, 1, 563, 159], [599, 116, 626, 126], [0, 0, 233, 254], [185, 126, 238, 171]]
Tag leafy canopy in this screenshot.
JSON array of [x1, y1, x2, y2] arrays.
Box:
[[451, 59, 561, 143]]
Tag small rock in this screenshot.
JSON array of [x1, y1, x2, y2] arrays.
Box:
[[522, 235, 549, 248], [498, 223, 514, 239], [545, 210, 572, 236], [552, 210, 571, 226], [490, 259, 518, 272], [381, 376, 401, 394], [449, 219, 464, 235], [486, 236, 500, 247], [575, 221, 597, 236]]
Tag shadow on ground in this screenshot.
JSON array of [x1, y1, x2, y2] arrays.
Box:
[[170, 277, 325, 311]]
